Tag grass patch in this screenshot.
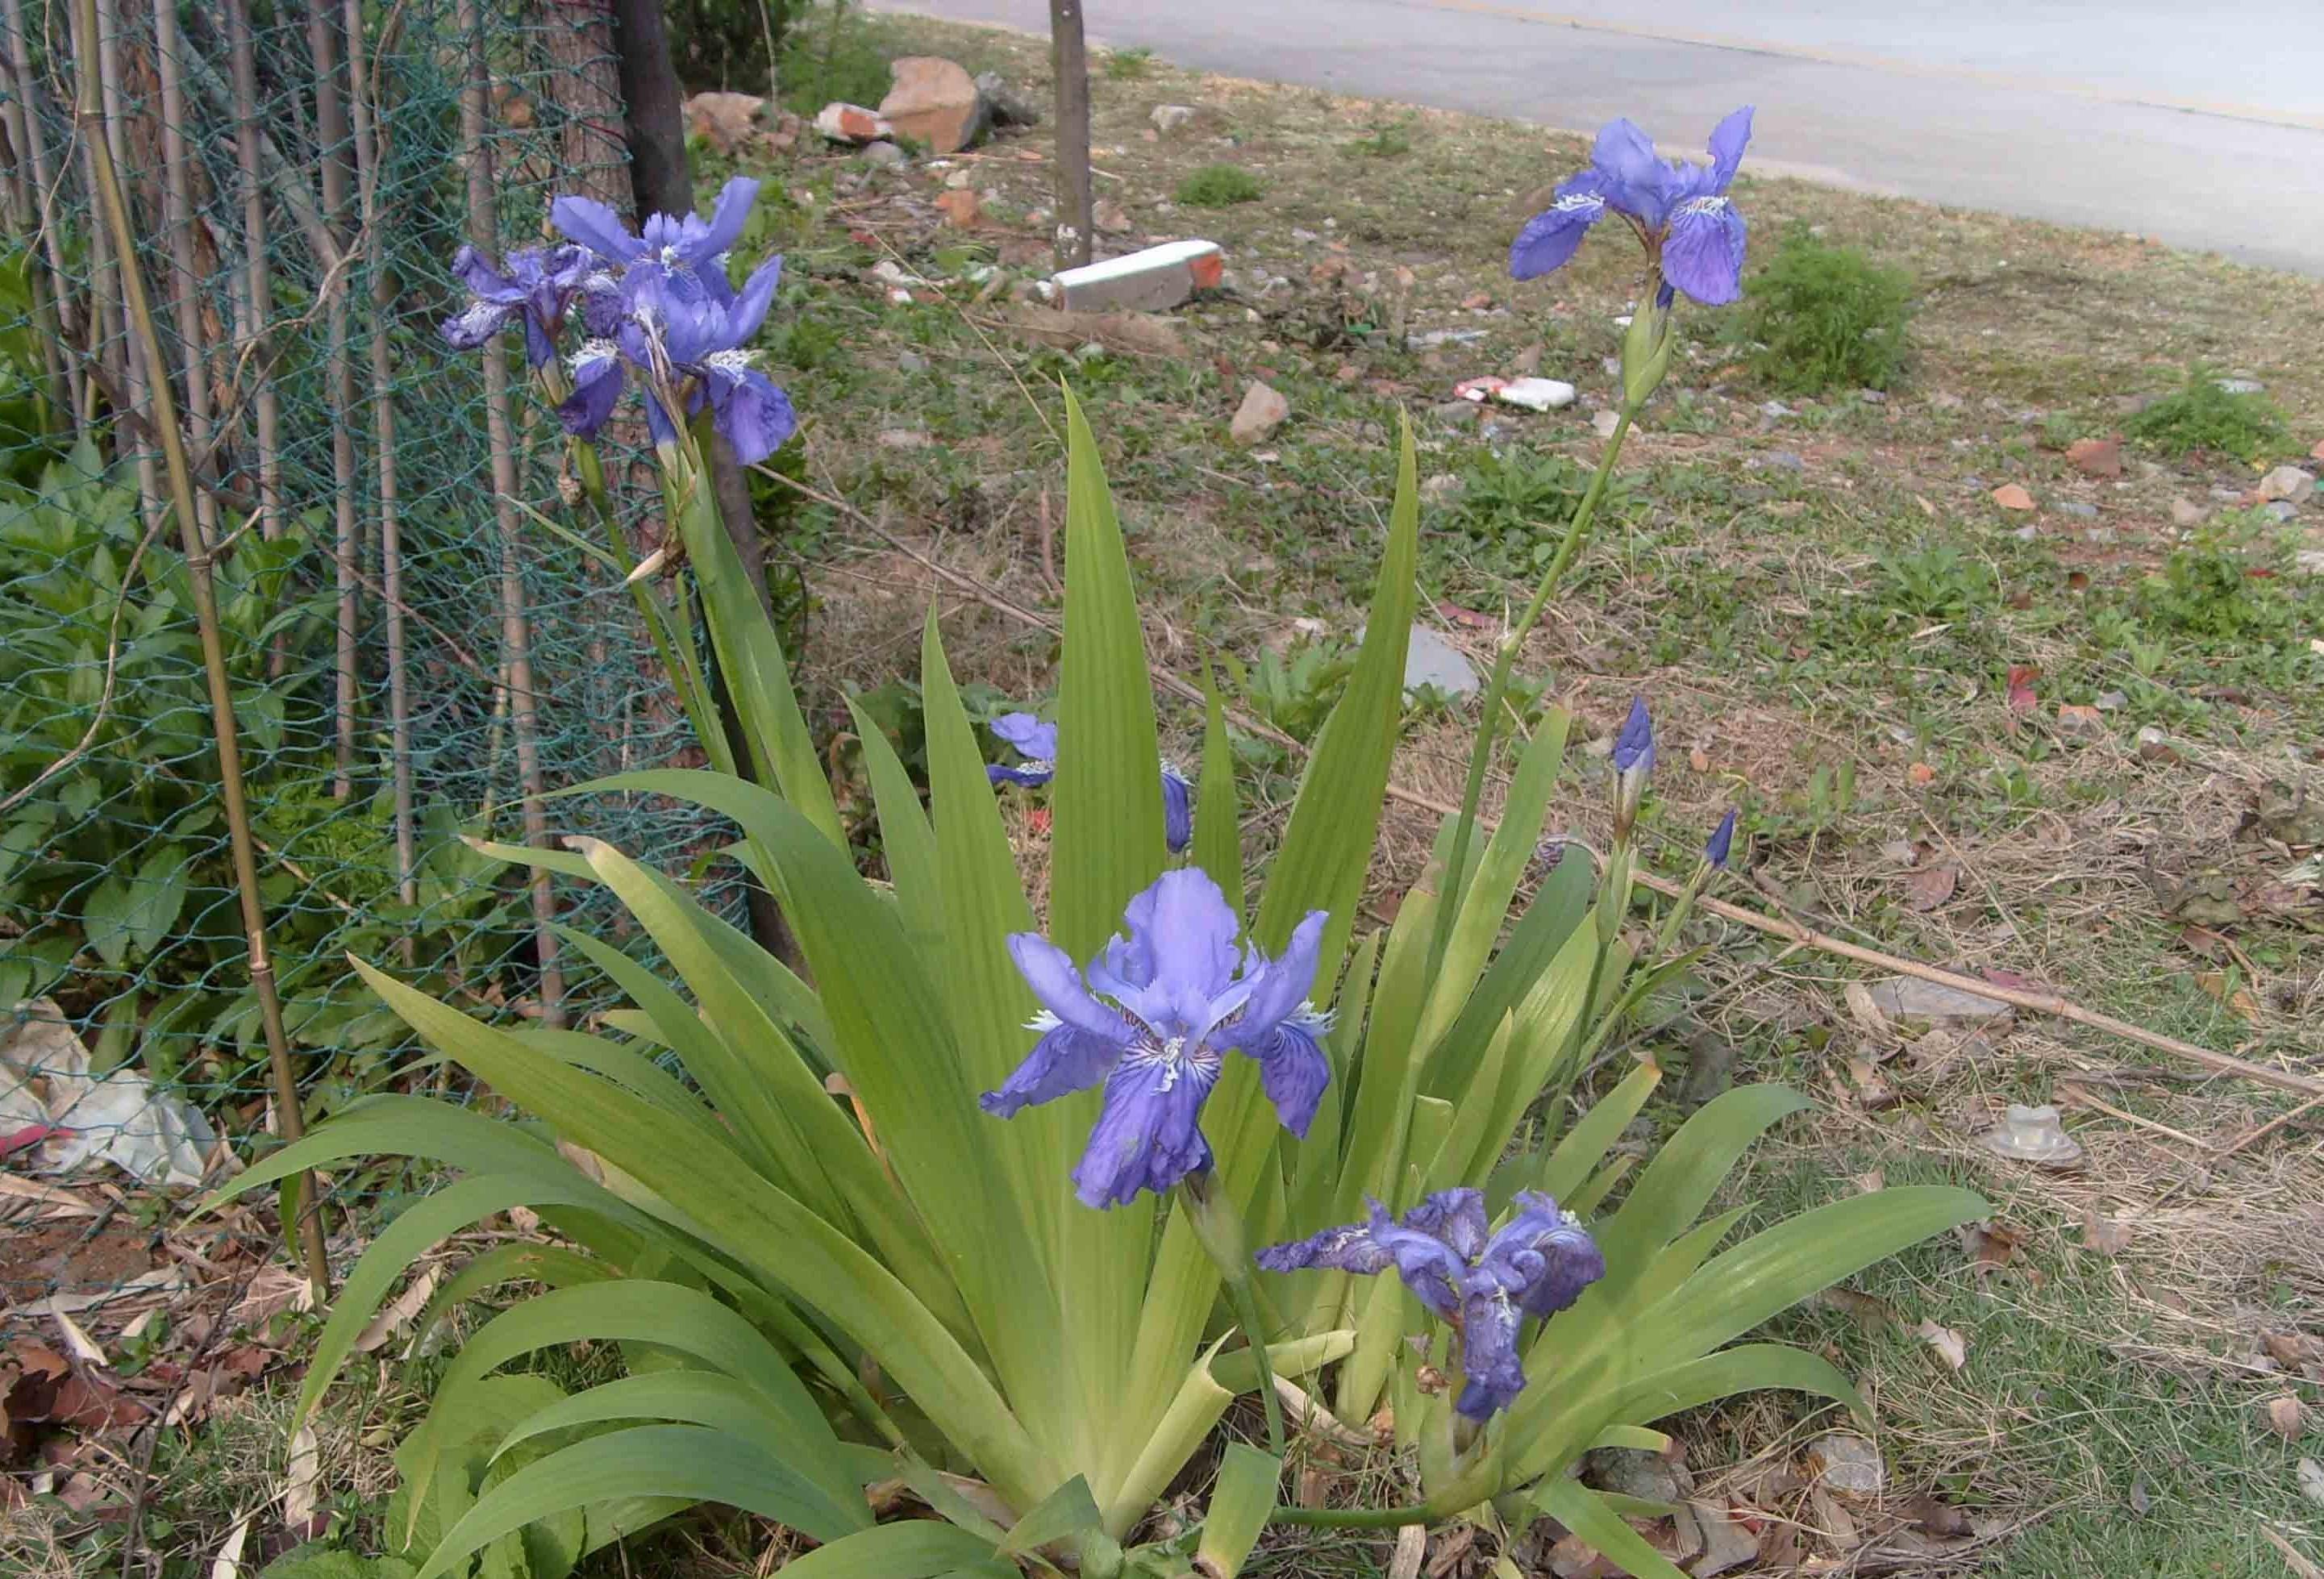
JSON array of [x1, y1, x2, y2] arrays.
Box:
[[1176, 163, 1264, 206], [1104, 44, 1156, 80], [2126, 367, 2293, 461], [1739, 227, 1915, 393]]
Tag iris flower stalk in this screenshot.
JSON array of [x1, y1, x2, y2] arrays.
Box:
[[1426, 110, 1755, 985]]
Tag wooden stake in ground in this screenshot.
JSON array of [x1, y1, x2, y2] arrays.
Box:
[[93, 0, 162, 534], [2, 0, 85, 423], [458, 0, 565, 1027], [152, 0, 216, 548], [1047, 0, 1093, 268], [226, 0, 280, 547], [71, 0, 331, 1299]]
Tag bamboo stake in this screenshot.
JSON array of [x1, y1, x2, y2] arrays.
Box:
[[72, 0, 331, 1299], [458, 0, 564, 1027], [49, 0, 104, 422], [306, 0, 360, 801], [152, 0, 216, 548], [2, 0, 84, 423], [224, 0, 278, 544], [341, 0, 413, 963], [92, 0, 160, 532]]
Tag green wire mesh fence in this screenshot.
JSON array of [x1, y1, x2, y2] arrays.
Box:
[[0, 0, 732, 1306]]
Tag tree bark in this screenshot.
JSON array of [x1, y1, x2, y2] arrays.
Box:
[[1048, 0, 1092, 267], [608, 0, 802, 973], [542, 0, 627, 207]]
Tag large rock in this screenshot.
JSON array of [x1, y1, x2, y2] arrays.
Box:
[[974, 70, 1040, 127], [1151, 103, 1197, 135], [880, 56, 986, 153], [685, 91, 768, 155], [1048, 240, 1224, 311], [2258, 465, 2315, 505]]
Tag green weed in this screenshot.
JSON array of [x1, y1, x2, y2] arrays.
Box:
[[2125, 368, 2291, 462], [1346, 117, 1414, 158], [1739, 229, 1914, 394], [1176, 164, 1264, 206], [1104, 45, 1155, 80]]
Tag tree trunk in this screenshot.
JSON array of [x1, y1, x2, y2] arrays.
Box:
[[542, 0, 627, 207], [608, 0, 802, 974], [1048, 0, 1092, 267]]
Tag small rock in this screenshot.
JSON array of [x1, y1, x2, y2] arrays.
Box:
[[2066, 436, 2122, 477], [2085, 527, 2116, 544], [1460, 290, 1494, 310], [685, 90, 772, 156], [2258, 465, 2316, 505], [2059, 501, 2097, 519], [1586, 1447, 1684, 1506], [2093, 689, 2129, 711], [1511, 343, 1544, 376], [1858, 388, 1889, 404], [861, 140, 907, 166], [972, 70, 1040, 127], [1430, 401, 1479, 428], [1404, 624, 1480, 698], [2055, 703, 2104, 738], [880, 56, 986, 153], [1990, 483, 2035, 511], [1751, 450, 1806, 473], [1927, 391, 1965, 410], [894, 351, 930, 373], [1591, 409, 1622, 439], [2262, 501, 2300, 523], [2298, 1457, 2324, 1506], [1806, 1433, 1885, 1497], [815, 102, 891, 144], [1150, 103, 1197, 135], [877, 428, 934, 449], [2170, 498, 2208, 527], [1289, 227, 1320, 243], [1230, 381, 1289, 444], [1760, 399, 1793, 419], [2295, 548, 2324, 576], [2134, 725, 2179, 764], [935, 187, 980, 225], [2215, 376, 2265, 395], [1494, 377, 1576, 412], [1092, 199, 1131, 235], [1867, 976, 2014, 1027], [1420, 473, 1464, 503], [1050, 239, 1224, 312], [2012, 524, 2039, 542], [1980, 1103, 2084, 1168]]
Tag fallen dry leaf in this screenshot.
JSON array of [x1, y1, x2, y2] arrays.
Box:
[[1958, 1220, 2027, 1282], [1845, 1056, 1899, 1110], [2266, 1394, 2307, 1442], [50, 1310, 106, 1367], [1905, 1493, 1972, 1538], [2080, 1209, 2133, 1255], [1914, 1319, 1968, 1371], [1908, 760, 1937, 785], [2266, 1334, 2318, 1368], [1843, 981, 1889, 1040], [210, 1513, 252, 1579], [282, 1422, 320, 1534], [2194, 971, 2262, 1024], [2298, 1457, 2324, 1507], [228, 1265, 314, 1330], [2005, 664, 2041, 715], [1815, 1287, 1897, 1331], [352, 1266, 441, 1356], [1905, 863, 1960, 911]]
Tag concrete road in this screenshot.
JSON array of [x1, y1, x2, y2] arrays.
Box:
[[866, 0, 2324, 274]]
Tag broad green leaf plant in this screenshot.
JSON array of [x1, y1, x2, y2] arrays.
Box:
[[216, 164, 1984, 1579]]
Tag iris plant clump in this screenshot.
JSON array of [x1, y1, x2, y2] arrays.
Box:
[[987, 710, 1193, 852]]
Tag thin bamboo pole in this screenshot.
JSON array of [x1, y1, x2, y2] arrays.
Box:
[[72, 0, 331, 1299], [152, 0, 216, 549], [458, 0, 564, 1027], [1, 0, 84, 422], [50, 0, 104, 423], [224, 0, 278, 544], [306, 0, 360, 801], [342, 0, 413, 963], [93, 0, 161, 538]]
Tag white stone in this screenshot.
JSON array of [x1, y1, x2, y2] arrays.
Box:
[[1150, 104, 1197, 134], [1403, 624, 1480, 698], [2257, 465, 2315, 505], [1049, 240, 1224, 312], [1230, 381, 1289, 444], [1493, 377, 1576, 412]]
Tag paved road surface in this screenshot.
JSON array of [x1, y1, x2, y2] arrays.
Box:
[[866, 0, 2324, 274]]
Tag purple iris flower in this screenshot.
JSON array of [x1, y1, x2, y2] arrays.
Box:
[[985, 710, 1197, 853], [1611, 695, 1655, 828], [1706, 807, 1738, 869], [1510, 107, 1754, 306], [985, 713, 1057, 788], [439, 244, 593, 368], [982, 869, 1332, 1209], [1258, 1187, 1604, 1421], [553, 176, 764, 321], [560, 260, 796, 465]]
